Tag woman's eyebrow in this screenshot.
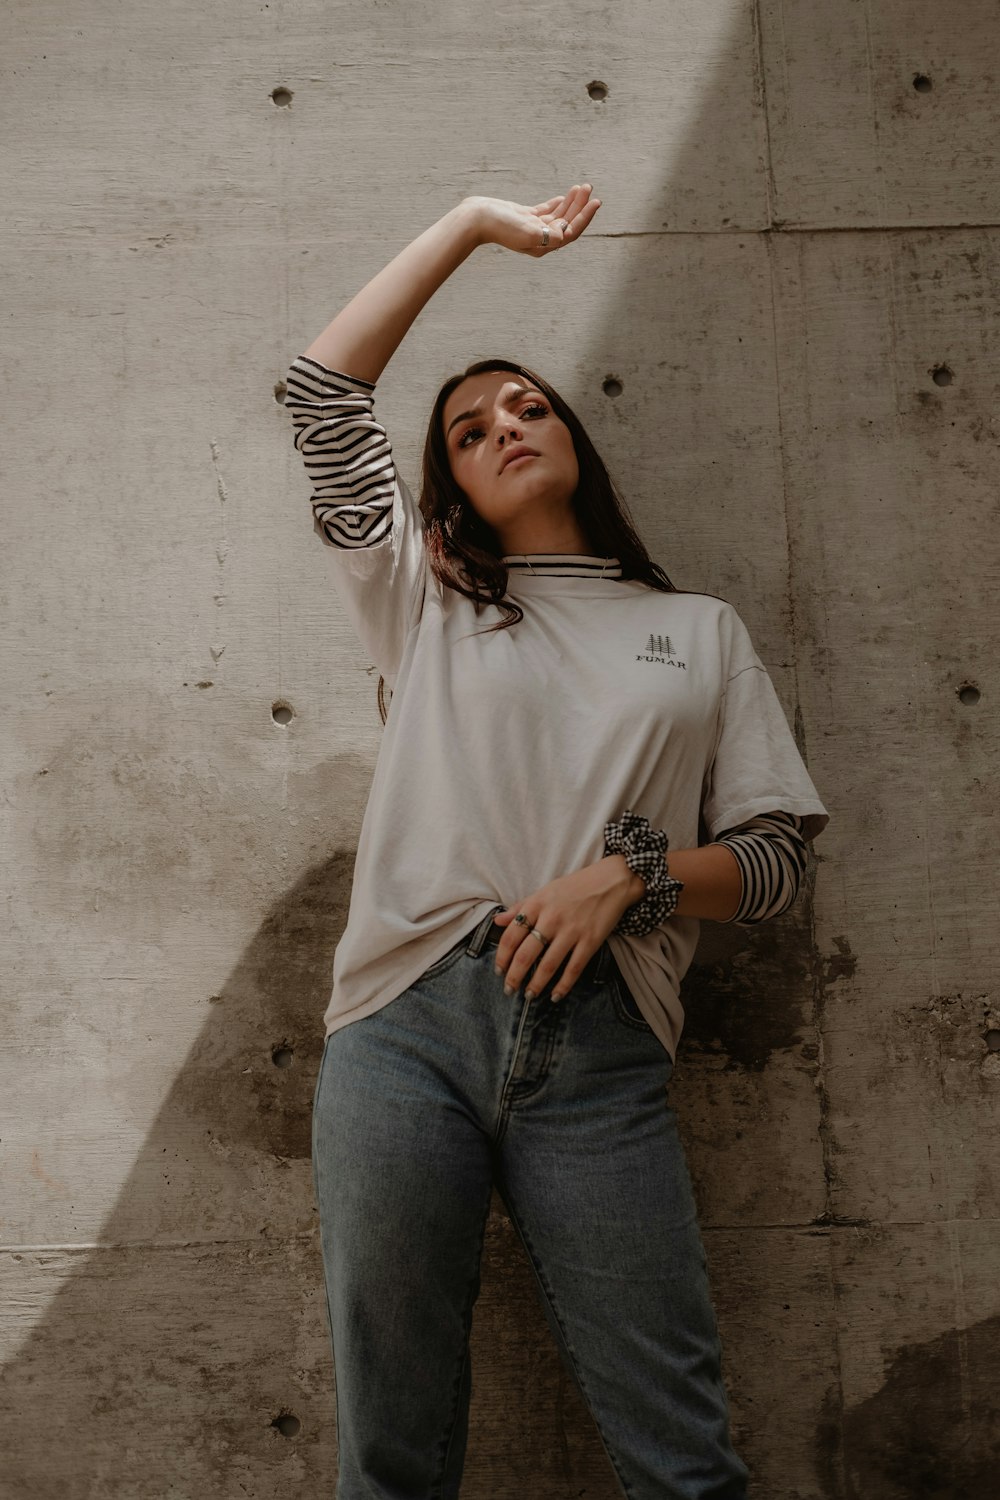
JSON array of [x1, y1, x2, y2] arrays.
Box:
[[446, 386, 544, 437]]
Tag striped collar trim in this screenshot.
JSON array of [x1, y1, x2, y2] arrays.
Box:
[[501, 553, 622, 579]]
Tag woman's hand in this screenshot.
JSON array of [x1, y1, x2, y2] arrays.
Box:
[[492, 855, 643, 1002], [465, 185, 602, 257]]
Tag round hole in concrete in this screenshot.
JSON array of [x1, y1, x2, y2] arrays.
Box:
[[913, 74, 933, 93], [931, 364, 953, 386], [274, 380, 287, 403], [272, 1413, 301, 1438], [587, 80, 608, 101], [272, 87, 293, 108], [272, 1046, 294, 1069], [958, 682, 981, 706], [984, 1029, 1000, 1052], [272, 702, 294, 725], [602, 376, 623, 399]]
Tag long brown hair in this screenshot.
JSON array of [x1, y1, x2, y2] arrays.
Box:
[[376, 357, 678, 725]]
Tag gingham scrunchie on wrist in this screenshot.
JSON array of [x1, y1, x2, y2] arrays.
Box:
[[603, 809, 685, 936]]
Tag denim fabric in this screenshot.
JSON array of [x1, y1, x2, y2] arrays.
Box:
[[311, 904, 750, 1498]]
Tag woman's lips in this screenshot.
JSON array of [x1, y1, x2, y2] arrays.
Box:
[[499, 445, 540, 473], [502, 453, 536, 470]]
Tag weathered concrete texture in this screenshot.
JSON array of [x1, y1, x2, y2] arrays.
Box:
[[4, 0, 999, 1495], [760, 0, 1000, 229], [770, 227, 1000, 1228], [832, 1221, 1000, 1496]]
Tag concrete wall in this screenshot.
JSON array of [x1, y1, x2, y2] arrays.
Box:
[[3, 1, 998, 1494]]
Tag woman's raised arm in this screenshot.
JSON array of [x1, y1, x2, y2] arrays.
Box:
[[299, 187, 602, 384]]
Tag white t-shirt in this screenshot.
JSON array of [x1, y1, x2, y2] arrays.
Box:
[[286, 360, 830, 1062]]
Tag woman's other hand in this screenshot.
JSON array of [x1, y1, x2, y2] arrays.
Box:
[[492, 854, 642, 1002], [465, 185, 602, 257]]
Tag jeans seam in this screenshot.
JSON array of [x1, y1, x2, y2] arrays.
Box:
[[311, 1039, 342, 1465], [421, 941, 467, 981], [608, 969, 655, 1034], [492, 995, 534, 1148], [431, 1184, 493, 1497], [497, 1185, 638, 1500]]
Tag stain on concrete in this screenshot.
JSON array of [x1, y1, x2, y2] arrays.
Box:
[[838, 1313, 1000, 1497], [897, 990, 1000, 1090], [679, 902, 816, 1070], [819, 934, 859, 995]]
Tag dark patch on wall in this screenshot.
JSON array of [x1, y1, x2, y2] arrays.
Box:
[[814, 1380, 846, 1500], [839, 1313, 1000, 1498], [679, 904, 815, 1070], [171, 851, 356, 1162], [818, 934, 859, 995]]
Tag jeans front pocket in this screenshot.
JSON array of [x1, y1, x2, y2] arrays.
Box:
[[606, 953, 655, 1034], [419, 935, 470, 981]]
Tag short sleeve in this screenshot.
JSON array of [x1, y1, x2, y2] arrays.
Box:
[[701, 608, 830, 845]]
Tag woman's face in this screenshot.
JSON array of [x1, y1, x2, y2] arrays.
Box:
[[441, 370, 580, 546]]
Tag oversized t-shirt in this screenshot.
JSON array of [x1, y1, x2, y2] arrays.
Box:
[[285, 357, 830, 1062]]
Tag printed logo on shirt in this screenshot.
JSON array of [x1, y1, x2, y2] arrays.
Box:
[[636, 632, 687, 669]]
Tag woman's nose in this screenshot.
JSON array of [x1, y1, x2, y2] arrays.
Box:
[[497, 423, 521, 446]]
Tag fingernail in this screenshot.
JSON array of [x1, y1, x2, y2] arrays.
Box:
[[524, 990, 535, 1002], [503, 983, 515, 996], [494, 963, 503, 975]]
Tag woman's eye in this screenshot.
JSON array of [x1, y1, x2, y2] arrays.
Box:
[[458, 405, 548, 444]]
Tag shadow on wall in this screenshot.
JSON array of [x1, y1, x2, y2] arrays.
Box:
[[839, 1315, 1000, 1499], [7, 797, 997, 1500], [1, 804, 619, 1497]]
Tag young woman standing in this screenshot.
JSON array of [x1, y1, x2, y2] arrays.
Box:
[[285, 185, 829, 1498]]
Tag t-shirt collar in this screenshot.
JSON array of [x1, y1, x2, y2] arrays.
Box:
[[501, 553, 622, 579]]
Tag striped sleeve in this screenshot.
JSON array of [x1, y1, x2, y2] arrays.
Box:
[[713, 810, 808, 924], [283, 354, 397, 550]]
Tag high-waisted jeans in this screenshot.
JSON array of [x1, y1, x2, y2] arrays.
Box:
[[311, 904, 750, 1498]]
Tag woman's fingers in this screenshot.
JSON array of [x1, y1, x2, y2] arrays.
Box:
[[502, 928, 576, 999], [495, 910, 597, 1001], [531, 184, 598, 225], [562, 183, 593, 221], [569, 194, 601, 235], [537, 185, 601, 252], [524, 938, 584, 1002], [559, 183, 595, 218]]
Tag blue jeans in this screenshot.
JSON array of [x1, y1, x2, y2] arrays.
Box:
[[311, 905, 750, 1498]]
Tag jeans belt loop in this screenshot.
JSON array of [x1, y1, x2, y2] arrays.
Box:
[[466, 904, 505, 959]]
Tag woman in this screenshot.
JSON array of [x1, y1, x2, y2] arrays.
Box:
[[285, 185, 829, 1498]]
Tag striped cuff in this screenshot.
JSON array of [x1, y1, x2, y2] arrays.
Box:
[[714, 811, 808, 924]]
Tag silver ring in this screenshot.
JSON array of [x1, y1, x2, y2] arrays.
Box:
[[527, 927, 550, 948], [540, 226, 550, 248], [559, 219, 570, 233]]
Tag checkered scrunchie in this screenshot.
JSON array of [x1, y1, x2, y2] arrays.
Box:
[[603, 809, 685, 936]]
